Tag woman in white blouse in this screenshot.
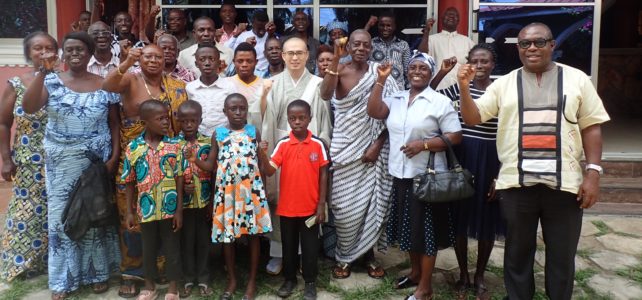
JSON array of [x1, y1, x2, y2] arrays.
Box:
[[367, 52, 462, 300]]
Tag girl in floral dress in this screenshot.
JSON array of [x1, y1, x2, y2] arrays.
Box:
[[191, 93, 271, 300]]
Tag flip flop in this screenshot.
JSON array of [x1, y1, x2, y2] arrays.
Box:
[[179, 283, 193, 298], [332, 262, 351, 279], [119, 279, 140, 298], [395, 275, 418, 289], [164, 293, 179, 300], [198, 283, 214, 297], [136, 289, 159, 300], [220, 291, 233, 300], [475, 282, 490, 300], [91, 281, 109, 294], [366, 261, 386, 279]]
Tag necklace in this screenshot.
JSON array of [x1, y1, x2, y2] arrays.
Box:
[[140, 73, 161, 100]]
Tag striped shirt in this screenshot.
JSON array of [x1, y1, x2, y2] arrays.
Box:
[[438, 82, 498, 140]]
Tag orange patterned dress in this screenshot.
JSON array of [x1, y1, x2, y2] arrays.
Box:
[[212, 124, 271, 243]]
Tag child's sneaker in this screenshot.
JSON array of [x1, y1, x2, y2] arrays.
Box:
[[277, 280, 296, 298], [303, 282, 316, 300]]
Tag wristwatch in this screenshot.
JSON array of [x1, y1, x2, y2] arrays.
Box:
[[585, 163, 603, 175]]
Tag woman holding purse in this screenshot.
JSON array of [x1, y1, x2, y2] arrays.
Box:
[[367, 52, 462, 300]]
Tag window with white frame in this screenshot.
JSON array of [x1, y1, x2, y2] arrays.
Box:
[[0, 0, 57, 66]]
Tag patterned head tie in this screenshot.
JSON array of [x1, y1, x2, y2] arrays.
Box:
[[326, 20, 349, 34], [408, 50, 436, 77]]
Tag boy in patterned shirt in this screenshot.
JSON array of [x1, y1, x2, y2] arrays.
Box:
[[176, 100, 214, 297], [122, 99, 185, 300]]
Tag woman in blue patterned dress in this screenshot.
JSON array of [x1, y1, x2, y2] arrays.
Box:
[[0, 32, 57, 282], [23, 32, 121, 300]]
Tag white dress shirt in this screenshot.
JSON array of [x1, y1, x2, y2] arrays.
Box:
[[186, 78, 232, 136], [429, 30, 475, 90]]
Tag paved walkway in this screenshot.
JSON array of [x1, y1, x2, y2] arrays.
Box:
[[0, 213, 639, 299]]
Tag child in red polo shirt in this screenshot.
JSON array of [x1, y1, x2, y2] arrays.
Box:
[[259, 100, 329, 300]]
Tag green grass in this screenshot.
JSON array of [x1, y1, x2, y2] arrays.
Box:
[[574, 268, 597, 284], [616, 264, 642, 287], [591, 220, 610, 236], [576, 249, 594, 259], [486, 264, 504, 278], [0, 276, 47, 300]]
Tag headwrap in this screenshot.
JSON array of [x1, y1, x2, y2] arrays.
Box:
[[408, 50, 436, 77], [326, 20, 349, 34]]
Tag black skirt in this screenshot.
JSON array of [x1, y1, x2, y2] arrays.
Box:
[[386, 178, 454, 256]]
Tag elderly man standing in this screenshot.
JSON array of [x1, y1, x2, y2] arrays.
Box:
[[178, 17, 233, 77], [320, 29, 398, 279], [132, 34, 195, 83], [458, 23, 609, 300], [87, 22, 121, 78], [418, 7, 474, 90], [102, 44, 188, 298], [261, 36, 333, 277]]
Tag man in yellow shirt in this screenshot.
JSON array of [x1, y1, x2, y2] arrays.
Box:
[[458, 23, 609, 300]]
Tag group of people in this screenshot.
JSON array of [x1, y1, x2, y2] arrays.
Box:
[[0, 2, 610, 300]]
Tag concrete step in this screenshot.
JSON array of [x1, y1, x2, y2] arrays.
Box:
[[600, 160, 642, 178], [600, 177, 642, 204]]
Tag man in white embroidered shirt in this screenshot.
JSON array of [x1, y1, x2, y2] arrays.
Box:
[[418, 7, 474, 90], [457, 23, 609, 300]]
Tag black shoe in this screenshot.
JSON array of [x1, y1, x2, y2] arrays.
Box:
[[303, 282, 317, 300], [277, 280, 297, 298]]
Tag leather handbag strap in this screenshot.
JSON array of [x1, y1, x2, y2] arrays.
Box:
[[426, 135, 464, 173]]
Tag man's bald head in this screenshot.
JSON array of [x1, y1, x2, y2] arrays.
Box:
[[88, 21, 110, 32], [283, 37, 306, 51], [282, 37, 307, 71], [348, 29, 372, 63], [139, 45, 164, 75], [157, 34, 179, 47], [349, 29, 371, 42], [519, 22, 554, 40]]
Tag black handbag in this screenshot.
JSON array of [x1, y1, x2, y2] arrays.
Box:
[[62, 151, 117, 241], [412, 135, 475, 203]]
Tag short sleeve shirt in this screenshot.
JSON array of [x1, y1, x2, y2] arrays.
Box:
[[270, 130, 329, 217], [122, 132, 187, 223], [474, 63, 610, 194], [181, 133, 212, 209], [383, 88, 462, 179]]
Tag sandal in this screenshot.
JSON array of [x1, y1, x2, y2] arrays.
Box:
[[404, 294, 433, 300], [395, 275, 418, 289], [91, 281, 109, 294], [119, 279, 140, 298], [454, 280, 470, 300], [164, 292, 179, 300], [332, 262, 351, 279], [137, 289, 159, 300], [51, 292, 69, 300], [366, 261, 386, 279], [179, 283, 193, 298], [220, 291, 233, 300], [475, 283, 490, 300], [198, 283, 214, 297]]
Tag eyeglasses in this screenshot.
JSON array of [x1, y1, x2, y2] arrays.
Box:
[[89, 31, 111, 37], [284, 51, 307, 57], [517, 38, 552, 49]]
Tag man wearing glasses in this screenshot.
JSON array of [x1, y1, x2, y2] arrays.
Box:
[[457, 22, 609, 300], [87, 22, 121, 78]]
